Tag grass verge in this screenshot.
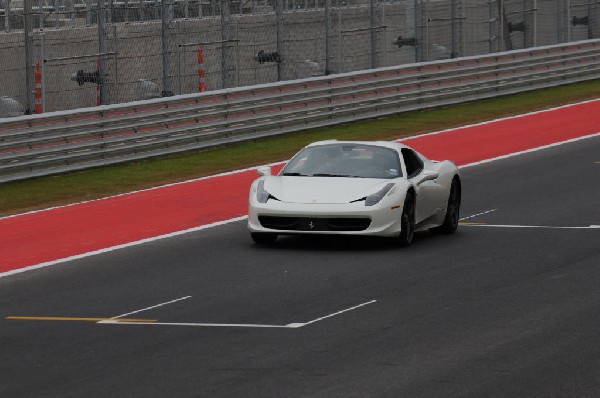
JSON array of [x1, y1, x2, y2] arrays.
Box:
[[1, 80, 599, 217]]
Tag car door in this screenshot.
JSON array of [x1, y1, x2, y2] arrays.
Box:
[[402, 148, 444, 223]]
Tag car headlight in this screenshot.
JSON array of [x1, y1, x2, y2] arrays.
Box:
[[365, 183, 395, 206], [256, 180, 271, 203]]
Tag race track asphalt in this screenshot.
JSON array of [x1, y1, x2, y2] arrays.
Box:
[[1, 135, 599, 397]]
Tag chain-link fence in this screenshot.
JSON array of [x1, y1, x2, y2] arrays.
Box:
[[1, 0, 599, 115]]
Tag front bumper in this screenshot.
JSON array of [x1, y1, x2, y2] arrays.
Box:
[[248, 199, 405, 237]]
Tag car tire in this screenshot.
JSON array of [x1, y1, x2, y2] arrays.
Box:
[[398, 191, 415, 247], [432, 177, 461, 234], [251, 232, 278, 245]]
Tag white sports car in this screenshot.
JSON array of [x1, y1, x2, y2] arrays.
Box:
[[248, 140, 461, 246]]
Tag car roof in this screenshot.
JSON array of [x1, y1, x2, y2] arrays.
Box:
[[305, 140, 409, 151]]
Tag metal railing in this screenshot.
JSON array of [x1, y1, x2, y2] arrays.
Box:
[[1, 39, 600, 183]]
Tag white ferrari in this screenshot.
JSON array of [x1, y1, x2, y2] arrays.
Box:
[[248, 140, 461, 246]]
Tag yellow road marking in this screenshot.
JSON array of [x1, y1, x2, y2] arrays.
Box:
[[459, 222, 487, 225], [6, 316, 157, 323]]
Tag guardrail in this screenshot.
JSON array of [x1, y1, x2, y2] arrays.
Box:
[[2, 39, 600, 183]]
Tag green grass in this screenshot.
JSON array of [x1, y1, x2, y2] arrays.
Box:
[[1, 80, 599, 217]]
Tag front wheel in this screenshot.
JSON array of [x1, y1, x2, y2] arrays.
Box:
[[251, 232, 278, 245], [432, 178, 461, 234], [398, 192, 415, 247]]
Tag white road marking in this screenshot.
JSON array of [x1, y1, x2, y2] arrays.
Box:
[[460, 209, 498, 221], [0, 216, 248, 279], [461, 224, 600, 230], [98, 300, 378, 329], [99, 321, 292, 328], [104, 296, 192, 321], [3, 106, 600, 279], [399, 98, 600, 142], [459, 132, 600, 169], [297, 299, 378, 327]]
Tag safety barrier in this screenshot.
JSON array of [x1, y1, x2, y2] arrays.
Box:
[[1, 39, 600, 183]]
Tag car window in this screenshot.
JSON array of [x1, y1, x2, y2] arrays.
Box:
[[402, 148, 424, 178], [280, 144, 402, 179]]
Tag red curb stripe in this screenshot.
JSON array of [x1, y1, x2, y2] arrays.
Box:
[[1, 100, 599, 273]]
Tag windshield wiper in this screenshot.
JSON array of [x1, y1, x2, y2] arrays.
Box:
[[282, 172, 307, 176]]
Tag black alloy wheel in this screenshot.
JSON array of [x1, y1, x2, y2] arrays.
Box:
[[432, 178, 461, 234], [398, 192, 415, 247]]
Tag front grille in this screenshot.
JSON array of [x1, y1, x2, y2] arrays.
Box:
[[258, 216, 371, 232]]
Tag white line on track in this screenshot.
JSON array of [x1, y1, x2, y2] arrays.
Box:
[[458, 132, 600, 169], [296, 299, 378, 328], [104, 296, 192, 321], [0, 216, 248, 278], [2, 109, 600, 279], [460, 209, 498, 221], [98, 321, 293, 328], [98, 300, 378, 329], [461, 224, 600, 230]]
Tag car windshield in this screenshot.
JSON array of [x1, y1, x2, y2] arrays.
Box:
[[280, 144, 402, 179]]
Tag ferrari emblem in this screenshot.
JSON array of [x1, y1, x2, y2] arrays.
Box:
[[308, 221, 315, 230]]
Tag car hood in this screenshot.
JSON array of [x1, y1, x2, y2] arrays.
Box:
[[263, 176, 391, 204]]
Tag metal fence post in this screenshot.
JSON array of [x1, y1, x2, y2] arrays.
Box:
[[220, 0, 230, 88], [325, 0, 332, 74], [533, 0, 537, 47], [489, 0, 497, 53], [451, 0, 458, 57], [557, 0, 564, 43], [369, 0, 378, 68], [276, 0, 284, 81], [338, 8, 343, 73], [5, 0, 11, 32], [235, 18, 240, 87], [112, 24, 118, 103], [414, 0, 421, 62], [588, 0, 593, 39], [176, 20, 182, 94], [161, 0, 173, 96], [424, 0, 429, 61], [98, 0, 109, 104], [41, 31, 46, 112], [24, 0, 35, 113]]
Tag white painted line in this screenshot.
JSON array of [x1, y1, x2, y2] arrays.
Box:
[[0, 163, 283, 221], [399, 98, 600, 142], [0, 216, 247, 279], [99, 321, 292, 328], [3, 108, 600, 278], [297, 299, 378, 327], [98, 300, 378, 329], [461, 224, 600, 230], [105, 296, 192, 321], [460, 209, 498, 221], [459, 131, 600, 169]]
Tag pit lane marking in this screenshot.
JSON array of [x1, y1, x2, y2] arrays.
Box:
[[5, 299, 377, 329], [99, 300, 378, 329], [6, 316, 156, 323], [106, 295, 192, 320]]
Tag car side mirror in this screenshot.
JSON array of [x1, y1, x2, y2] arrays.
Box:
[[417, 170, 438, 184], [257, 166, 272, 176]]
